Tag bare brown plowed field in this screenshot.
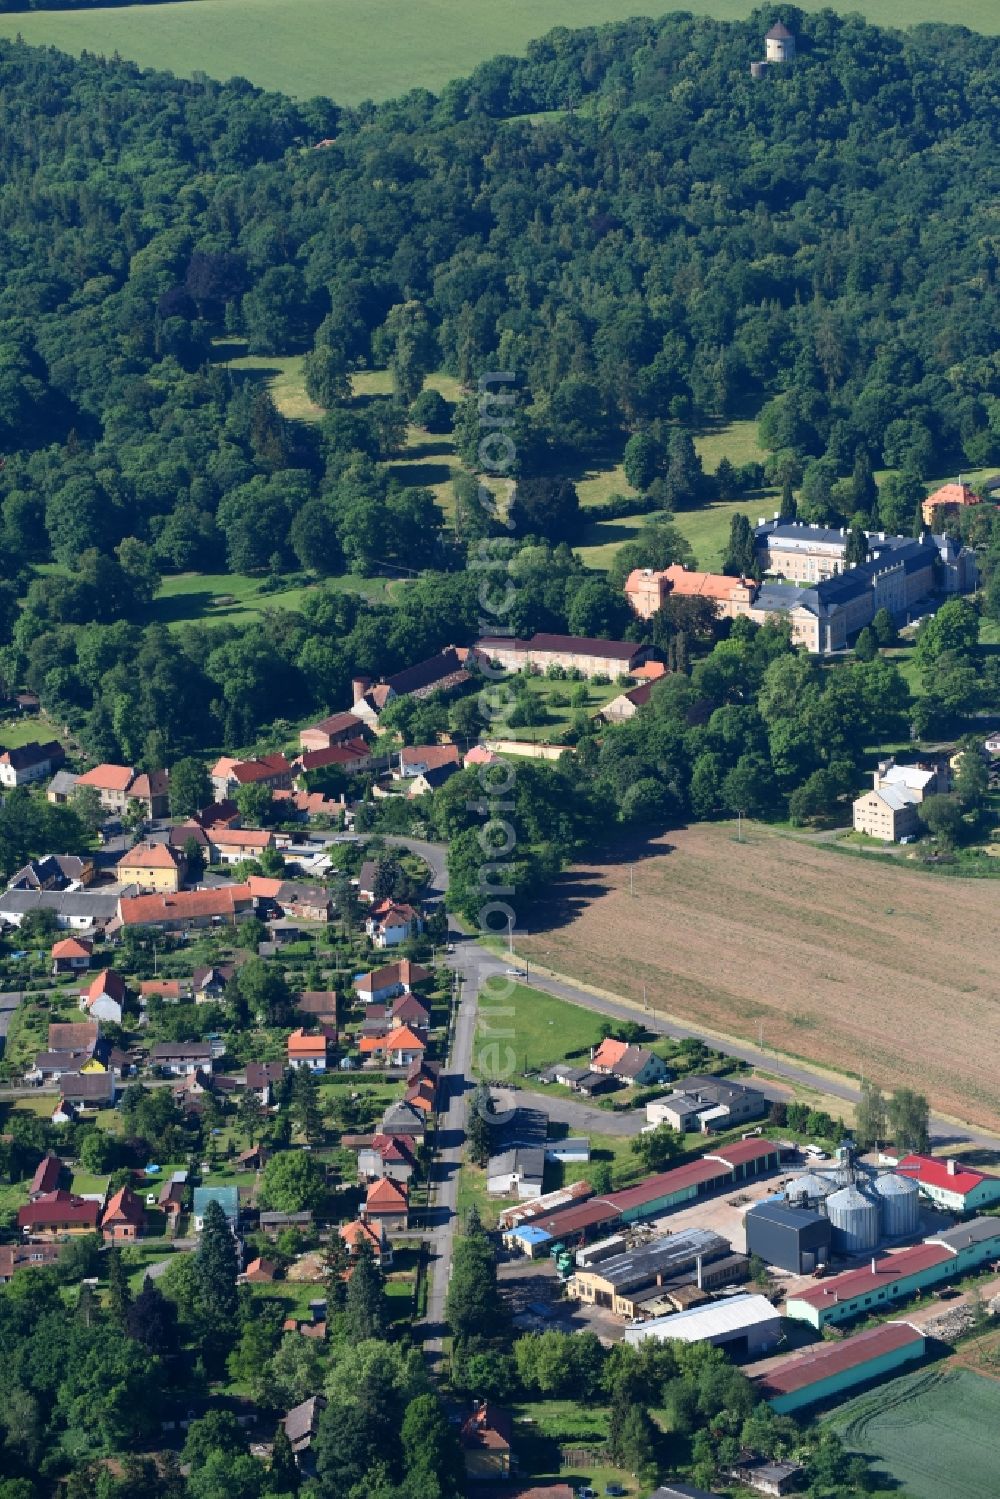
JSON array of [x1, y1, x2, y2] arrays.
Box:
[[518, 824, 1000, 1130]]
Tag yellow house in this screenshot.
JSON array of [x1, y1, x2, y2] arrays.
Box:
[[80, 1055, 107, 1074], [116, 841, 183, 893]]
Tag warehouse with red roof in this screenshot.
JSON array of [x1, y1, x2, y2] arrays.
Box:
[[786, 1218, 1000, 1328], [757, 1322, 926, 1413]]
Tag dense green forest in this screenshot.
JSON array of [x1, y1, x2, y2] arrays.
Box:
[[0, 6, 998, 768]]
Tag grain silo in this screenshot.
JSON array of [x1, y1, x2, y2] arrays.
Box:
[[872, 1172, 920, 1238], [826, 1183, 880, 1254], [785, 1172, 837, 1209]]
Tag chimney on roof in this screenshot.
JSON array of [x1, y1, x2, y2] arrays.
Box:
[[351, 676, 372, 702], [947, 1158, 957, 1176], [696, 1254, 703, 1290], [871, 1257, 877, 1273]]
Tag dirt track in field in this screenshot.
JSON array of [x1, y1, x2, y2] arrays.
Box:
[[518, 824, 1000, 1131]]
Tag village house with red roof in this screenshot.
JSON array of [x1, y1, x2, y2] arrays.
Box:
[[51, 936, 93, 975], [101, 1185, 146, 1243], [356, 1133, 418, 1184], [362, 1176, 409, 1232], [460, 1404, 513, 1480], [354, 959, 431, 1004], [287, 1029, 328, 1072], [79, 969, 126, 1025], [339, 1216, 392, 1265], [210, 753, 292, 801], [358, 1025, 426, 1069], [365, 901, 423, 949], [590, 1037, 671, 1088], [116, 840, 185, 893], [17, 1191, 102, 1239]]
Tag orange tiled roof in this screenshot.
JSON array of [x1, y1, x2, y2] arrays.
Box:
[[288, 1028, 327, 1056], [118, 841, 179, 869], [119, 884, 252, 925], [661, 564, 749, 600], [77, 763, 135, 792], [51, 937, 92, 959], [365, 1177, 408, 1211], [591, 1036, 628, 1070], [339, 1218, 383, 1254]]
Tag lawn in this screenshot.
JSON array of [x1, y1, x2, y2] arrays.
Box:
[[495, 675, 624, 744], [146, 570, 396, 631], [0, 713, 63, 752], [828, 1366, 1000, 1499], [516, 821, 1000, 1131], [471, 981, 604, 1079], [216, 348, 324, 424], [0, 0, 994, 103], [574, 419, 775, 571], [672, 495, 774, 572]]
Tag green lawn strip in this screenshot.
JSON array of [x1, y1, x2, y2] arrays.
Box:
[[146, 564, 407, 635], [575, 463, 636, 510], [672, 494, 779, 571], [471, 982, 604, 1078], [0, 713, 64, 751]]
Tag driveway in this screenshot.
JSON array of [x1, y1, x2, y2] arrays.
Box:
[[517, 1085, 648, 1137], [0, 991, 22, 1058]]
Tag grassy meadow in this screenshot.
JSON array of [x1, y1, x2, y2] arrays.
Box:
[[0, 0, 995, 104]]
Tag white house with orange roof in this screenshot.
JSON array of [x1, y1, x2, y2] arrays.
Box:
[[339, 1217, 392, 1266], [590, 1036, 670, 1087], [51, 936, 93, 975], [359, 1025, 427, 1069], [287, 1029, 328, 1072], [365, 901, 423, 949]]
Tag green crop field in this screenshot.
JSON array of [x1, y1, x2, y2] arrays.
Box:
[[0, 0, 994, 105], [829, 1367, 1000, 1499]]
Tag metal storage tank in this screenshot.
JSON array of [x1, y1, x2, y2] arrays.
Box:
[[872, 1172, 920, 1238], [785, 1172, 837, 1208], [826, 1184, 880, 1253]]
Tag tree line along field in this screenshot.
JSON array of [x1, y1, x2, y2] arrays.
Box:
[[0, 0, 996, 103], [516, 822, 1000, 1132], [828, 1367, 1000, 1499]]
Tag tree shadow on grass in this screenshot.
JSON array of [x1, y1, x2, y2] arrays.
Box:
[[145, 589, 219, 625], [387, 460, 453, 488]]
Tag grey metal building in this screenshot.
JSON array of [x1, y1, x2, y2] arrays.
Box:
[[745, 1200, 832, 1274]]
